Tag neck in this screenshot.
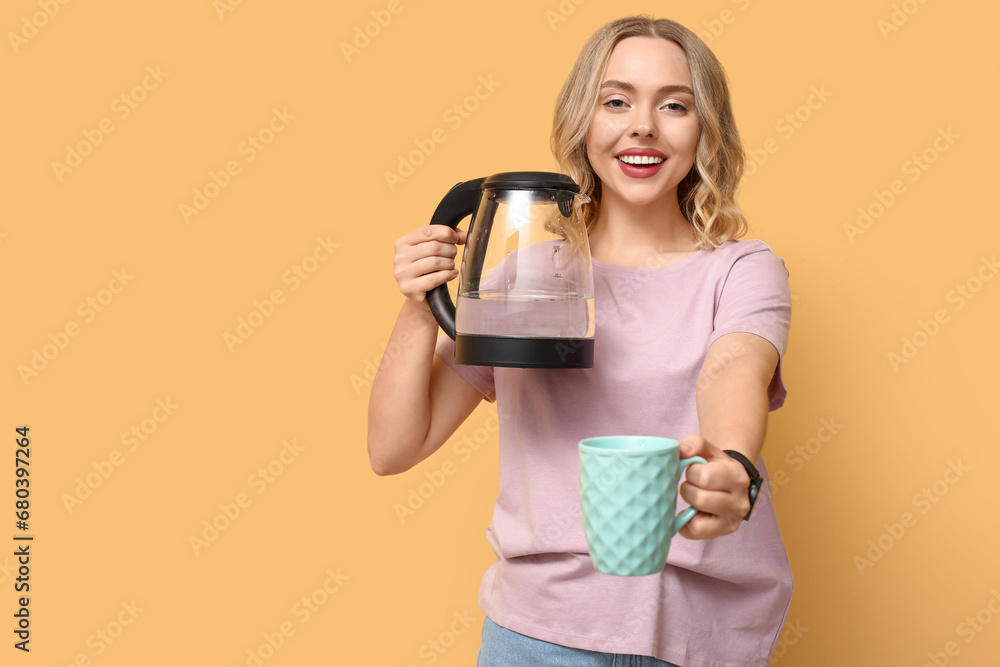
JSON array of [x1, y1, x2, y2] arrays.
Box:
[[588, 188, 698, 267]]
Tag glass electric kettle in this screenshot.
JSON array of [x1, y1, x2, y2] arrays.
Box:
[[426, 171, 595, 368]]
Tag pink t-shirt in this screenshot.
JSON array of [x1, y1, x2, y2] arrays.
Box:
[[435, 238, 793, 667]]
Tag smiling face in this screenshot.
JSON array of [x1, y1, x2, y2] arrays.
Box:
[[585, 36, 701, 211]]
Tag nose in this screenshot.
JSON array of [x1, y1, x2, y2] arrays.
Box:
[[629, 105, 657, 138]]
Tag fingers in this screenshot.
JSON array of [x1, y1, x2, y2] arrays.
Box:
[[678, 433, 707, 459], [678, 433, 727, 465], [393, 255, 458, 301], [395, 239, 458, 268], [678, 509, 745, 540], [677, 454, 752, 540], [396, 268, 458, 299], [678, 483, 747, 540], [394, 225, 465, 251], [393, 225, 466, 301], [679, 480, 750, 520], [682, 455, 744, 490]]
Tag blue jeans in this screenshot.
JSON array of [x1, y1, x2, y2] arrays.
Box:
[[478, 617, 682, 667]]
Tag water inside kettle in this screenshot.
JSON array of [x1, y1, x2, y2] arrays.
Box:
[[455, 293, 595, 338]]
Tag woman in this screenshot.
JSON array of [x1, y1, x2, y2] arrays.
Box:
[[368, 15, 793, 667]]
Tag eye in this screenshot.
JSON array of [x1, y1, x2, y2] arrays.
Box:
[[663, 102, 689, 112], [603, 98, 628, 110]]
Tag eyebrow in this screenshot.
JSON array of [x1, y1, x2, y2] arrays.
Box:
[[600, 80, 694, 96]]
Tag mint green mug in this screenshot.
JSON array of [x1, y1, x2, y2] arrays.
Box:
[[579, 436, 706, 576]]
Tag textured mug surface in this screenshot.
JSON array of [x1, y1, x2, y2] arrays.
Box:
[[579, 436, 706, 576]]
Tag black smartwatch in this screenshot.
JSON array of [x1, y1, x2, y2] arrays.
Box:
[[723, 450, 763, 521]]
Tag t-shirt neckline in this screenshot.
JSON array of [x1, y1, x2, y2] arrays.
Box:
[[590, 244, 721, 276]]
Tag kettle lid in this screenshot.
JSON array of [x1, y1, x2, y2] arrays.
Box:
[[482, 171, 580, 193]]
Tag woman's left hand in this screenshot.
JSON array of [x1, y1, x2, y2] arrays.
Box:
[[676, 434, 753, 540]]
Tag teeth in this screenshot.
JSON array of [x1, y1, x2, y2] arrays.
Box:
[[618, 154, 665, 165]]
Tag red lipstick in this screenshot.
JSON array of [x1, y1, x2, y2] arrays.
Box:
[[614, 148, 667, 178]]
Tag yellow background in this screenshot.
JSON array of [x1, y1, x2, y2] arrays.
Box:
[[3, 0, 998, 665]]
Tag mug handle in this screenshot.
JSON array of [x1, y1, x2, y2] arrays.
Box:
[[673, 455, 708, 533]]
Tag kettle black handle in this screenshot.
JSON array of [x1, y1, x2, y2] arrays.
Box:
[[426, 178, 486, 340]]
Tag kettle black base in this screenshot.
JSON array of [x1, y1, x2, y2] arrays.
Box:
[[455, 334, 594, 369]]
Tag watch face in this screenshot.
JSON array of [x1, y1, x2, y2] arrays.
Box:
[[723, 451, 762, 521], [746, 476, 762, 521]]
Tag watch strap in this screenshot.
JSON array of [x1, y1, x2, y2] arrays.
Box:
[[723, 450, 762, 521]]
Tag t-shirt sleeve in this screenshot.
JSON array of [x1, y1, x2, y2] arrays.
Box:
[[434, 335, 497, 403], [707, 242, 791, 410]]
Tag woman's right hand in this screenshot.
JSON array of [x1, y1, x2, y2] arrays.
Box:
[[393, 225, 468, 303], [371, 224, 482, 476]]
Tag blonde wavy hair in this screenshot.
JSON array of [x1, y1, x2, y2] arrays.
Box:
[[551, 15, 748, 249]]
